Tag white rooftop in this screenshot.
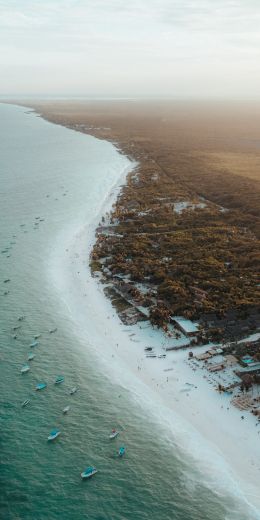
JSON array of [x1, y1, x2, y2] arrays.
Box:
[[172, 316, 200, 333]]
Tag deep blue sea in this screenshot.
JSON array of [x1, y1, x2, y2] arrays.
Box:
[[0, 103, 258, 520]]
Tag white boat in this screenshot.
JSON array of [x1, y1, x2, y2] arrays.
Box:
[[70, 387, 78, 395], [109, 429, 119, 439], [81, 466, 98, 479], [21, 364, 30, 374], [28, 353, 35, 361], [49, 327, 57, 334], [34, 334, 41, 339], [63, 406, 70, 414], [30, 340, 39, 348], [21, 399, 30, 407], [47, 429, 61, 441]]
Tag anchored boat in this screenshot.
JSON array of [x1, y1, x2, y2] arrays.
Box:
[[21, 399, 30, 407], [21, 364, 30, 374], [81, 466, 98, 479], [109, 429, 119, 439], [30, 340, 39, 348], [63, 405, 70, 414], [118, 446, 126, 457], [55, 376, 64, 385], [36, 382, 47, 391], [48, 429, 61, 442], [70, 387, 78, 395], [28, 352, 35, 361]]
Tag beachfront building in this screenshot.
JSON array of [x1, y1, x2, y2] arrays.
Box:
[[236, 362, 260, 376], [171, 316, 201, 337]]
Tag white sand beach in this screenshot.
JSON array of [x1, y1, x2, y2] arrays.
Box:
[[49, 153, 260, 517]]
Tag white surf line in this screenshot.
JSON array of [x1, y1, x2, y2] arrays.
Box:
[[48, 132, 260, 518]]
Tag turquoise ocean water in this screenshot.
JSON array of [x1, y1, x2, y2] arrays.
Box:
[[0, 103, 257, 520]]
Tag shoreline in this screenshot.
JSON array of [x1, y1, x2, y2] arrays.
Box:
[[2, 101, 260, 519], [9, 101, 259, 515], [18, 100, 260, 344], [42, 126, 260, 515]]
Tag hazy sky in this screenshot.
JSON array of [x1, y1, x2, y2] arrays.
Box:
[[1, 0, 260, 98]]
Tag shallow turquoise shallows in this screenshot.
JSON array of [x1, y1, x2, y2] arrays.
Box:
[[0, 103, 256, 520]]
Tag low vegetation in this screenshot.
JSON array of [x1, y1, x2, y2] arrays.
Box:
[[92, 153, 260, 338], [27, 101, 260, 339]]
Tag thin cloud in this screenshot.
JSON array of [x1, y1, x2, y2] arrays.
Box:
[[0, 0, 260, 97]]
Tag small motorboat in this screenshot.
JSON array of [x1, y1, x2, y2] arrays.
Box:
[[21, 364, 30, 374], [109, 429, 119, 440], [21, 399, 30, 407], [145, 347, 153, 351], [81, 466, 98, 479], [63, 405, 70, 414], [13, 334, 17, 339], [118, 446, 126, 457], [36, 382, 47, 391], [4, 279, 10, 283], [13, 325, 21, 331], [30, 340, 39, 348], [55, 376, 64, 385], [18, 315, 25, 321], [48, 429, 61, 442], [49, 328, 57, 334], [34, 334, 41, 339], [28, 353, 35, 361], [70, 387, 78, 395]]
